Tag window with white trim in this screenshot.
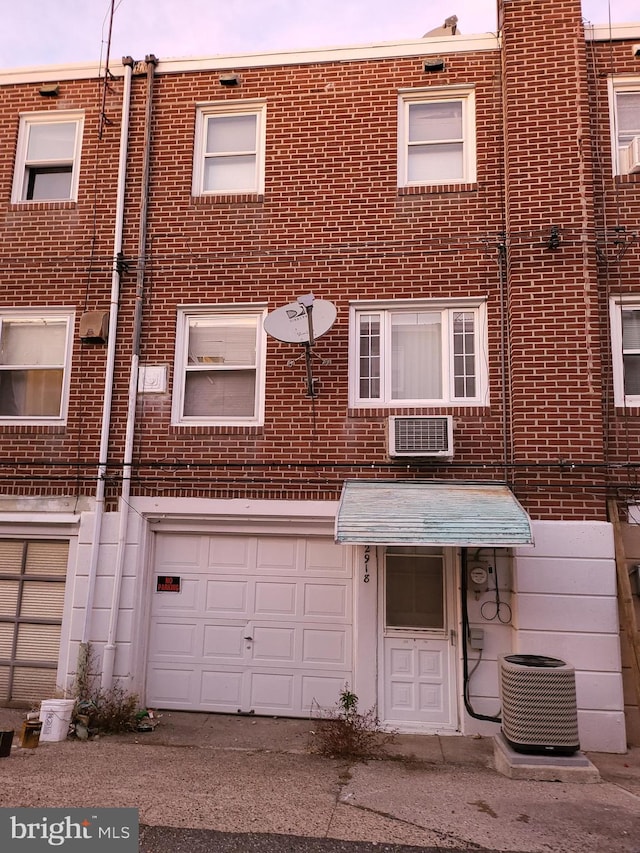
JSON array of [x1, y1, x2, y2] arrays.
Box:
[[350, 300, 487, 407], [192, 101, 266, 195], [172, 306, 267, 425], [610, 296, 640, 405], [0, 312, 74, 424], [12, 112, 84, 203], [609, 79, 640, 175], [398, 87, 476, 187]]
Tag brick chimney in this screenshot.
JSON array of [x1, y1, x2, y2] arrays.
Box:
[[498, 0, 604, 513]]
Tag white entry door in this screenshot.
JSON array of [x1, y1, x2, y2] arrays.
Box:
[[381, 546, 457, 730], [146, 531, 353, 717]]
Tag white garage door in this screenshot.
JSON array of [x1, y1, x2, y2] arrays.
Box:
[[146, 532, 353, 716]]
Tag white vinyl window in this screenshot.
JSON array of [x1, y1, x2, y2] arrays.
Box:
[[398, 87, 476, 186], [609, 79, 640, 175], [0, 312, 74, 424], [172, 306, 267, 425], [610, 296, 640, 405], [12, 112, 84, 203], [193, 101, 266, 195], [350, 299, 487, 407]]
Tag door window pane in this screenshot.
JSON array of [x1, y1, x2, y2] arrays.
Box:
[[386, 548, 445, 630]]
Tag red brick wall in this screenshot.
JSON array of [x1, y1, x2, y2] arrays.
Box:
[[587, 33, 640, 513], [0, 75, 125, 497], [501, 0, 605, 517], [0, 1, 635, 519]]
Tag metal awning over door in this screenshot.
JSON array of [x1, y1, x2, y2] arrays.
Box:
[[335, 480, 533, 547]]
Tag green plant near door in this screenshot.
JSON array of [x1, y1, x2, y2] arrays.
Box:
[[310, 684, 396, 759]]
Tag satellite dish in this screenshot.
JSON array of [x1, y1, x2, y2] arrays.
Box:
[[264, 297, 337, 344]]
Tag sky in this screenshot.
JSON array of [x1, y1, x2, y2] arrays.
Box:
[[0, 1, 638, 70]]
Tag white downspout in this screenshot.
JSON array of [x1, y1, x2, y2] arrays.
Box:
[[79, 57, 134, 655], [101, 55, 157, 690]]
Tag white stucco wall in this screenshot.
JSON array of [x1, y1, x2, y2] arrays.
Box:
[[513, 520, 626, 754], [63, 506, 146, 694], [60, 506, 626, 753]]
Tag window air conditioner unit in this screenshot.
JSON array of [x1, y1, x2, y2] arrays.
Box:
[[619, 136, 640, 174], [499, 654, 579, 756], [388, 415, 453, 459]]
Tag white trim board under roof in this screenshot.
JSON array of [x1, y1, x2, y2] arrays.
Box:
[[0, 34, 498, 86], [3, 22, 640, 86]]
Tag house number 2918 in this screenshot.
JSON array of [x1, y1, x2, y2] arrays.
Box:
[[363, 545, 370, 583]]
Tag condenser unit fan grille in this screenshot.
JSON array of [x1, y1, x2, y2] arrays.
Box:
[[499, 654, 579, 755]]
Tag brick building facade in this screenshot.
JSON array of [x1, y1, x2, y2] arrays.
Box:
[[0, 0, 638, 752]]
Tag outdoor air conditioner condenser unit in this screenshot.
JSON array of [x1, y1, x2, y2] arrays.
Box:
[[498, 654, 579, 755], [388, 415, 453, 459]]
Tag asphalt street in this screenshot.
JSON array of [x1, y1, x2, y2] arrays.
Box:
[[139, 826, 509, 852]]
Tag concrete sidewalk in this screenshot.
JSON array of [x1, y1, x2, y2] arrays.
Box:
[[0, 707, 638, 852]]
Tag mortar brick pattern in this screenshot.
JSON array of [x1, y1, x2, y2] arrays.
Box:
[[0, 0, 638, 520]]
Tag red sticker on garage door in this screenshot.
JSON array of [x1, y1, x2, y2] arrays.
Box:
[[156, 576, 180, 592]]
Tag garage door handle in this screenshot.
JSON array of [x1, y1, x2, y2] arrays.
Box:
[[243, 635, 253, 641]]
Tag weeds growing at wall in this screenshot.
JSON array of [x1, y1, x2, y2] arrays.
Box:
[[71, 644, 140, 737], [310, 684, 396, 760]]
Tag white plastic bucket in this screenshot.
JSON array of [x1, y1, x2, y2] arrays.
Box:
[[39, 699, 75, 742]]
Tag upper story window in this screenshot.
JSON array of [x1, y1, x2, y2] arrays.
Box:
[[610, 296, 640, 406], [349, 299, 487, 408], [192, 101, 266, 196], [0, 312, 74, 424], [398, 86, 476, 187], [609, 79, 640, 175], [172, 306, 267, 426], [12, 112, 84, 203]]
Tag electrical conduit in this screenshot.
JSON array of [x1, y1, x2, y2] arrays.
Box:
[[80, 57, 134, 656], [101, 55, 157, 689]]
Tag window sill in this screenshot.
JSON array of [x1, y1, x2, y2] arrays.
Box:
[[9, 200, 76, 211], [191, 193, 264, 206], [398, 183, 478, 196], [348, 405, 488, 417], [0, 423, 67, 433], [614, 173, 640, 185], [170, 424, 264, 435]]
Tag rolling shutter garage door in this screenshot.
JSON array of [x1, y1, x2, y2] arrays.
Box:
[[147, 532, 353, 716], [0, 539, 69, 703]]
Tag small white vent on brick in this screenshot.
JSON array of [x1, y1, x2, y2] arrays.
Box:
[[388, 415, 453, 458]]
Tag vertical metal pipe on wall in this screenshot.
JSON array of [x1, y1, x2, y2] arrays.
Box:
[[101, 55, 157, 690], [80, 57, 134, 655]]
